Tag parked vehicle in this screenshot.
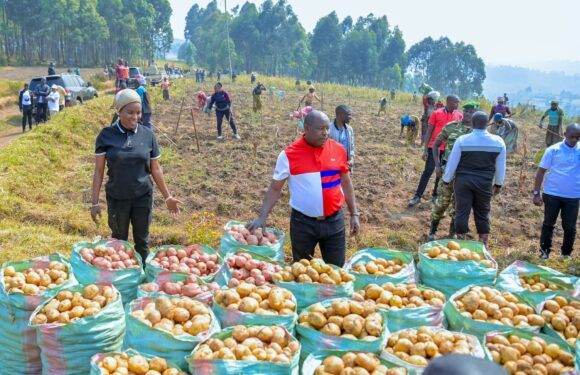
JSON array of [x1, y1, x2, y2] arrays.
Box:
[[29, 74, 97, 112], [128, 67, 145, 88], [143, 65, 164, 87]]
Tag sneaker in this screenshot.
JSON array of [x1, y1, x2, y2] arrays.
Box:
[[539, 250, 549, 260], [234, 134, 241, 140], [408, 196, 421, 207], [559, 255, 572, 261], [217, 136, 223, 140]]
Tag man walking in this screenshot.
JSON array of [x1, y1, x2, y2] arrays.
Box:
[[35, 78, 50, 123], [408, 95, 462, 207], [488, 96, 512, 121], [135, 78, 153, 128], [330, 105, 355, 169], [18, 83, 34, 132], [488, 113, 519, 153], [533, 123, 580, 260], [252, 82, 266, 113], [540, 100, 565, 147], [248, 110, 360, 267], [428, 102, 478, 240], [442, 111, 506, 245]]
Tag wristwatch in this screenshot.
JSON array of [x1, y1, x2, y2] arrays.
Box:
[[533, 190, 540, 196]]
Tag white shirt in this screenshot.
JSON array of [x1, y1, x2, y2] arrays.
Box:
[[48, 91, 60, 112], [539, 141, 580, 198]]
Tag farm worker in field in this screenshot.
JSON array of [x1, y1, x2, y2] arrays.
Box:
[[197, 91, 207, 110], [298, 86, 321, 109], [18, 83, 34, 132], [115, 59, 125, 88], [408, 95, 462, 207], [35, 77, 50, 123], [208, 82, 241, 140], [90, 89, 181, 264], [390, 89, 396, 101], [428, 101, 478, 241], [420, 91, 439, 145], [250, 72, 256, 84], [135, 78, 153, 129], [539, 100, 565, 147], [248, 110, 360, 267], [400, 114, 420, 145], [489, 96, 512, 121], [533, 123, 580, 260], [252, 82, 266, 113], [377, 97, 387, 116], [161, 77, 170, 101], [330, 105, 355, 170], [47, 85, 60, 118], [442, 111, 506, 245], [488, 113, 519, 153]]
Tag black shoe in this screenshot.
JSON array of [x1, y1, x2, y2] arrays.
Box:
[[432, 195, 437, 203], [408, 196, 421, 207], [539, 250, 549, 260]]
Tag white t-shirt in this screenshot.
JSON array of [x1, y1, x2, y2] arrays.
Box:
[[48, 91, 60, 112], [539, 141, 580, 198], [21, 90, 32, 106]]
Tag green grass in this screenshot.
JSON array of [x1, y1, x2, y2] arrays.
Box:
[[0, 79, 22, 99]]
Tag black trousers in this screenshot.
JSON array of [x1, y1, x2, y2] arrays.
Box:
[[216, 109, 238, 136], [290, 209, 346, 267], [107, 191, 153, 264], [37, 102, 48, 123], [414, 147, 441, 199], [540, 193, 579, 256], [454, 175, 493, 235], [22, 106, 33, 130]]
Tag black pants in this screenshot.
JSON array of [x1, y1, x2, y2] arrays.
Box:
[[216, 109, 238, 136], [414, 147, 441, 199], [290, 209, 346, 267], [22, 106, 33, 130], [454, 175, 493, 235], [540, 193, 579, 256], [107, 191, 153, 265], [37, 102, 48, 123]]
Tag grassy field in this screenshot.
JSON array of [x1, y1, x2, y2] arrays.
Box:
[[0, 74, 577, 276]]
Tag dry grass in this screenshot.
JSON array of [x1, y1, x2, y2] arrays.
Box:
[[0, 74, 577, 276]]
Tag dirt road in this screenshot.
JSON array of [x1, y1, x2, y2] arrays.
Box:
[[0, 66, 104, 82]]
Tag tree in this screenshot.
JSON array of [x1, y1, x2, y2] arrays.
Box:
[[310, 12, 342, 81], [179, 41, 196, 68]]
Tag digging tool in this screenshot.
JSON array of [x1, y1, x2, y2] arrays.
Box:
[[190, 108, 201, 152], [150, 121, 178, 148], [173, 96, 186, 135]]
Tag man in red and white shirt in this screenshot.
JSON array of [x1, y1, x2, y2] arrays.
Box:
[[248, 111, 360, 266]]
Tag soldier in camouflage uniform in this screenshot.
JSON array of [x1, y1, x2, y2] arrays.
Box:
[[427, 102, 479, 240]]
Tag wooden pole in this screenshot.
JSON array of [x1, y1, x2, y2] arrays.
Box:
[[190, 108, 200, 152], [174, 96, 186, 135]]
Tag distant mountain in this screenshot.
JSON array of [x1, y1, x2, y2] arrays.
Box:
[[484, 65, 580, 116], [525, 60, 580, 75]]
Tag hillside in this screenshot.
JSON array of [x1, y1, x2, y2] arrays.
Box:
[[0, 75, 577, 275]]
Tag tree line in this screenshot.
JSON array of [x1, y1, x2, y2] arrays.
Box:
[[0, 0, 173, 67], [181, 0, 485, 97]]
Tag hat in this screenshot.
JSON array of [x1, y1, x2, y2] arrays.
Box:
[[497, 96, 505, 102], [462, 101, 480, 109], [494, 113, 504, 120], [114, 89, 141, 112], [426, 91, 440, 101], [51, 84, 58, 89], [550, 99, 559, 104]]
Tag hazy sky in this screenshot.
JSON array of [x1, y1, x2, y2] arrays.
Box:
[[169, 0, 579, 68]]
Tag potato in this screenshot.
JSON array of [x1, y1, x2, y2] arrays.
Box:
[[540, 295, 579, 346], [274, 258, 354, 285], [356, 283, 445, 311]]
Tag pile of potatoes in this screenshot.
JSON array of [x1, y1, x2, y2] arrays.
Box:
[[131, 297, 212, 337], [314, 352, 407, 375], [350, 258, 406, 276], [140, 274, 220, 298], [272, 259, 355, 285], [192, 325, 299, 363], [452, 286, 545, 328], [424, 241, 494, 267], [226, 224, 282, 246], [486, 333, 576, 375], [214, 282, 296, 316], [96, 352, 185, 375], [383, 327, 476, 367], [540, 295, 579, 346], [3, 261, 69, 295], [31, 284, 117, 325], [298, 299, 384, 341], [354, 283, 445, 310], [519, 275, 564, 292]]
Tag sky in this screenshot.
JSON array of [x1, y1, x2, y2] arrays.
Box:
[[168, 0, 579, 69]]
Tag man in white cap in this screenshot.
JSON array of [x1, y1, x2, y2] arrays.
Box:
[[47, 84, 60, 119]]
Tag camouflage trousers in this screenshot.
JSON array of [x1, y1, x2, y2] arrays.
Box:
[[431, 178, 455, 222], [406, 125, 418, 145]]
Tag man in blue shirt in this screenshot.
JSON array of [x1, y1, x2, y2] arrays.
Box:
[[135, 78, 152, 128], [329, 105, 355, 169], [533, 123, 580, 260]]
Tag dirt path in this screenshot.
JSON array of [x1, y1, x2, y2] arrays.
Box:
[[0, 106, 22, 147]]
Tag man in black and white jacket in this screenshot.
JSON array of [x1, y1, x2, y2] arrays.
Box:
[[18, 83, 34, 132], [442, 111, 507, 245]]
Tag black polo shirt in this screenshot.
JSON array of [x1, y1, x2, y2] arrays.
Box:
[[95, 121, 161, 200]]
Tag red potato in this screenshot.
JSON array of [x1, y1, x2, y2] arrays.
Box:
[[80, 245, 140, 271], [148, 245, 221, 277], [225, 252, 282, 287], [226, 224, 282, 246]]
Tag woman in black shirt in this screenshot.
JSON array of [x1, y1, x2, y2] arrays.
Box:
[[90, 89, 181, 264]]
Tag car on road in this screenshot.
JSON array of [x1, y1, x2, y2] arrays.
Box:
[[29, 74, 97, 107], [143, 65, 164, 87]]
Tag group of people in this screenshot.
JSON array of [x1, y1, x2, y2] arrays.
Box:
[[88, 74, 578, 270], [17, 79, 61, 132], [194, 68, 206, 83], [115, 59, 130, 89]]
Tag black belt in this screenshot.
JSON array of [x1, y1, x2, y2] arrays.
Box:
[[292, 208, 340, 221]]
